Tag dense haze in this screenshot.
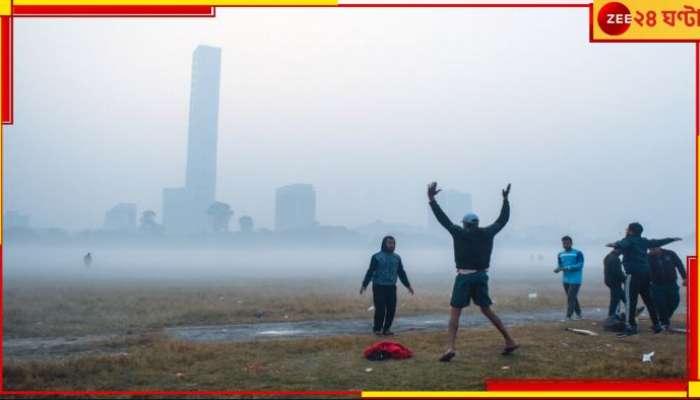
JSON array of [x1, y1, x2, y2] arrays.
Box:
[[4, 243, 692, 289], [5, 8, 695, 240]]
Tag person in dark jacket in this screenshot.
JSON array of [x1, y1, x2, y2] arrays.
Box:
[[603, 249, 645, 331], [648, 247, 686, 330], [83, 252, 93, 268], [606, 222, 682, 337], [361, 236, 414, 336], [428, 181, 518, 361], [604, 249, 626, 320]]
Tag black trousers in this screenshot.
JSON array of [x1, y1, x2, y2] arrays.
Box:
[[624, 271, 659, 328], [372, 284, 397, 332], [651, 283, 680, 326], [606, 283, 625, 317], [563, 283, 582, 318]]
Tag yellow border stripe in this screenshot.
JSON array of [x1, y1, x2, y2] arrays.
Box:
[[362, 391, 688, 398], [689, 381, 700, 397], [0, 0, 9, 15], [13, 0, 337, 5]]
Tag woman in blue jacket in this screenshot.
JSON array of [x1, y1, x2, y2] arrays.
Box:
[[360, 236, 414, 336]]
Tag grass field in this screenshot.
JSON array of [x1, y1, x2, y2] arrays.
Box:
[[3, 276, 620, 339], [3, 247, 689, 393], [4, 318, 686, 392]]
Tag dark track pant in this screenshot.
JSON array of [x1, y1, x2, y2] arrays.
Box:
[[372, 284, 397, 332], [563, 283, 581, 318], [607, 284, 625, 317], [651, 283, 680, 326], [624, 271, 659, 328]]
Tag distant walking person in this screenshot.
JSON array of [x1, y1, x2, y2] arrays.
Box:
[[648, 247, 687, 331], [83, 252, 92, 268], [606, 222, 682, 337], [360, 236, 414, 336], [554, 236, 584, 320], [428, 181, 518, 361], [603, 249, 627, 323]]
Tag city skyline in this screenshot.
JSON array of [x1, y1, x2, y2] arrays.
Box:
[[4, 9, 694, 239]]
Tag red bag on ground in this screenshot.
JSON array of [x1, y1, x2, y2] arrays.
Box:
[[363, 341, 413, 361]]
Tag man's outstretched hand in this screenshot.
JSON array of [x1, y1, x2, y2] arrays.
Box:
[[502, 183, 511, 200], [427, 182, 441, 201]]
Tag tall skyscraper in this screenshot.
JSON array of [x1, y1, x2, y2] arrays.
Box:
[[428, 189, 472, 231], [163, 45, 222, 234], [275, 184, 317, 231]]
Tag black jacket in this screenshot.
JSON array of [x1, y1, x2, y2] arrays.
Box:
[[649, 249, 686, 285], [604, 252, 625, 287], [429, 199, 509, 270], [612, 234, 676, 274]]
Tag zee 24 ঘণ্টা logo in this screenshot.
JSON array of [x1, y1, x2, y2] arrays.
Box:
[[598, 1, 700, 36]]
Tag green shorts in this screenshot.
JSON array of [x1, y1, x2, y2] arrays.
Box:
[[450, 271, 492, 308]]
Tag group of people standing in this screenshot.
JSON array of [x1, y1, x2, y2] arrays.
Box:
[[555, 225, 685, 337], [360, 182, 687, 362], [604, 229, 685, 336]]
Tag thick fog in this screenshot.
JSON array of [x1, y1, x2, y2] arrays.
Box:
[[4, 8, 695, 271], [4, 244, 693, 289]]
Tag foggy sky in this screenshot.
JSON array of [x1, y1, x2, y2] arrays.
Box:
[[5, 7, 695, 238]]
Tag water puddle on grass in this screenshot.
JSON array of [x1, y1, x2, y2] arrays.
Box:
[[3, 334, 125, 360], [165, 307, 607, 343], [4, 308, 610, 359]]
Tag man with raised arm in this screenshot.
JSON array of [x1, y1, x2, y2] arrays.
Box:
[[428, 182, 518, 361], [606, 222, 682, 337]]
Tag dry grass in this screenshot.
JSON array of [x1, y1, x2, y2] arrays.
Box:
[[3, 278, 615, 339], [4, 317, 686, 393]]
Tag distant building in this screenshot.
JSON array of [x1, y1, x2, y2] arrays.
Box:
[[428, 189, 472, 231], [163, 45, 222, 234], [4, 211, 30, 229], [239, 216, 254, 233], [103, 203, 137, 231], [275, 184, 317, 231], [162, 188, 199, 234]]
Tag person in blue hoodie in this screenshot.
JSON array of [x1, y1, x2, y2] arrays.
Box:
[[360, 236, 414, 336], [554, 236, 584, 320]]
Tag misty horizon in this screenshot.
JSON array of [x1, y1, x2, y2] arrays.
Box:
[[4, 7, 695, 241]]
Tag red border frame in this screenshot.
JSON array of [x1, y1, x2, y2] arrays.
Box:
[[12, 5, 216, 17], [1, 2, 696, 397], [1, 16, 11, 124]]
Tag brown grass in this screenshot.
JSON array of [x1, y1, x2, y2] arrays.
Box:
[[4, 317, 686, 393], [3, 278, 617, 339]]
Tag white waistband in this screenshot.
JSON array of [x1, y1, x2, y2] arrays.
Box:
[[457, 269, 487, 275]]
